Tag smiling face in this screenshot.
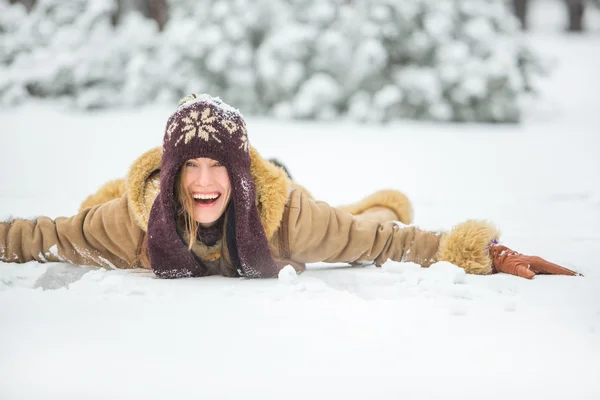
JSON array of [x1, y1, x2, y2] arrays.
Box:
[[181, 157, 232, 227]]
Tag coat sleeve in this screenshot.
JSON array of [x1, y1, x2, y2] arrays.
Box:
[[284, 190, 442, 267], [0, 193, 144, 269]]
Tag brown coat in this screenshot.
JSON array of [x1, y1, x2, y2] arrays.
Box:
[[0, 147, 500, 276]]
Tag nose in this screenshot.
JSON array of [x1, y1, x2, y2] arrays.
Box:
[[192, 164, 214, 187]]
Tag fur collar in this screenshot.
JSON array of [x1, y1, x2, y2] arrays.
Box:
[[126, 146, 290, 240]]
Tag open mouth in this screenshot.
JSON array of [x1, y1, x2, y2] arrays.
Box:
[[192, 193, 221, 205]]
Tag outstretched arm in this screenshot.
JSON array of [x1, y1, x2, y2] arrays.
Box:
[[284, 189, 445, 268], [282, 190, 581, 278], [1, 193, 144, 269]]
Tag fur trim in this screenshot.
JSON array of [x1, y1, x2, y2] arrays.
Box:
[[191, 240, 222, 262], [249, 146, 290, 240], [125, 146, 289, 239], [436, 220, 500, 275], [79, 179, 127, 211], [337, 189, 413, 224], [126, 147, 163, 232]]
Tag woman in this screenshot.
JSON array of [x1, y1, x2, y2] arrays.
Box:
[[0, 94, 581, 279]]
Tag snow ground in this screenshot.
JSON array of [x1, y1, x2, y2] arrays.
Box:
[[1, 7, 600, 400]]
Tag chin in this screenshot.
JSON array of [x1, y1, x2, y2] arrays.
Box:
[[194, 214, 220, 226]]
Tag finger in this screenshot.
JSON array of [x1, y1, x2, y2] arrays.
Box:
[[529, 256, 581, 276], [496, 261, 535, 279], [514, 264, 535, 279]]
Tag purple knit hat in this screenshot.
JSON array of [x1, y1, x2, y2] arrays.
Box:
[[147, 94, 280, 279]]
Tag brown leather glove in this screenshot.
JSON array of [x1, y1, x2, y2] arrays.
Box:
[[489, 244, 582, 279]]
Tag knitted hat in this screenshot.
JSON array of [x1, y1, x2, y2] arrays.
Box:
[[147, 94, 280, 279]]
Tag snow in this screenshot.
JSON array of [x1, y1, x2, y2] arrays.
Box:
[[48, 245, 60, 260], [1, 6, 600, 400], [178, 93, 242, 117], [277, 265, 298, 284]]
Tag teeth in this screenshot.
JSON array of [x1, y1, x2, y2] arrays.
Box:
[[193, 193, 219, 200]]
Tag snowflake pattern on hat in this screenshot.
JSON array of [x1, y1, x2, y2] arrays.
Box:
[[168, 102, 249, 153], [221, 115, 249, 153], [166, 121, 178, 142], [174, 107, 220, 146], [239, 125, 249, 153]]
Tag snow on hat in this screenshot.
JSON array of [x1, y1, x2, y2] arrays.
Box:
[[147, 94, 280, 278]]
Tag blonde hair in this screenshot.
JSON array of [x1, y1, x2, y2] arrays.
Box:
[[175, 170, 200, 250]]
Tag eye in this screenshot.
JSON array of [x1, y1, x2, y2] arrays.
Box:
[[213, 161, 224, 167], [185, 161, 196, 167]]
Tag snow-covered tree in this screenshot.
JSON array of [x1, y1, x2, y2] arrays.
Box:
[[256, 0, 537, 122], [0, 0, 544, 123], [0, 0, 162, 108], [151, 0, 282, 113]]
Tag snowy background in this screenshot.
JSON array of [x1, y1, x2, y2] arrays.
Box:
[[0, 0, 563, 123], [1, 0, 600, 399]]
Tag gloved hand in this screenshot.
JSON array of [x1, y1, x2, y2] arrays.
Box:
[[489, 244, 582, 279]]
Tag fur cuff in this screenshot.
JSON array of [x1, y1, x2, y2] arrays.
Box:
[[337, 189, 413, 224], [437, 220, 500, 275]]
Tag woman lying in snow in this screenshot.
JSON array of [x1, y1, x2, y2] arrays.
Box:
[[0, 94, 582, 279]]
